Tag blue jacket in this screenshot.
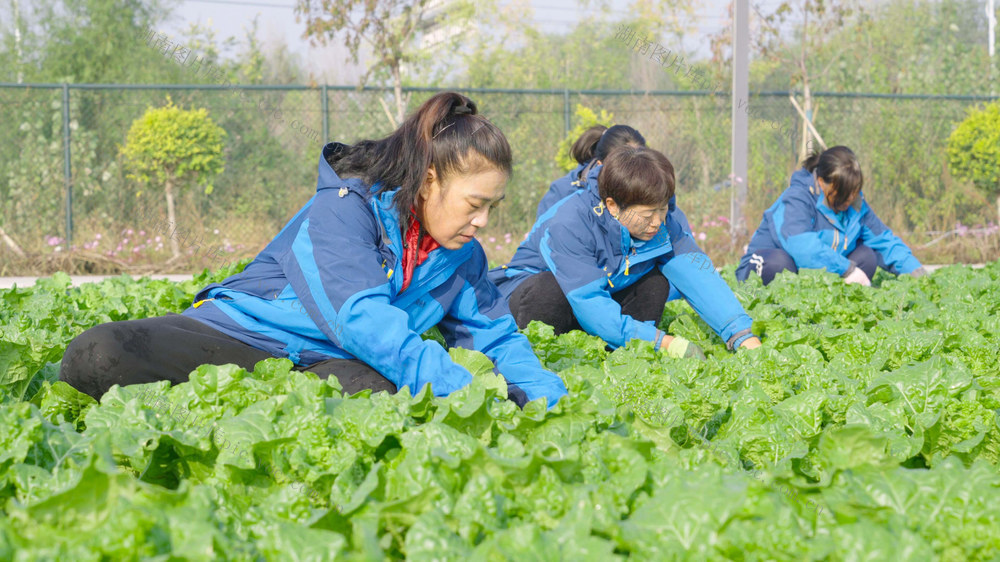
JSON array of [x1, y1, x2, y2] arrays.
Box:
[[489, 167, 756, 351], [737, 167, 922, 277], [182, 143, 567, 408], [536, 161, 694, 233]]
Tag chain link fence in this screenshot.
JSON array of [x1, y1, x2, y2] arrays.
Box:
[[0, 83, 996, 275]]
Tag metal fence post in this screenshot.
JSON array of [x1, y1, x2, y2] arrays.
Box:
[[563, 88, 571, 137], [321, 83, 329, 145], [62, 83, 73, 246]]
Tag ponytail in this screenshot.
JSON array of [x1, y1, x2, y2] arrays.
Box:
[[570, 125, 607, 164], [594, 124, 646, 162], [326, 92, 512, 222], [802, 145, 863, 210]]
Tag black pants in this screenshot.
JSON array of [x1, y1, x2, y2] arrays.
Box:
[[507, 269, 669, 334], [59, 314, 396, 401], [737, 243, 878, 285]]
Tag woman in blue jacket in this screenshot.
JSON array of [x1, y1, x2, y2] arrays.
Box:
[[489, 146, 761, 358], [60, 92, 567, 409], [535, 125, 605, 218], [736, 146, 927, 286], [536, 125, 693, 234]]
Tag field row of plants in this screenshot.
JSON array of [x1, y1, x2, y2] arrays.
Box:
[[1, 260, 999, 559]]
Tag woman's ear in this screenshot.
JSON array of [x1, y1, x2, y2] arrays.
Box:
[[605, 197, 620, 218], [419, 165, 438, 201]]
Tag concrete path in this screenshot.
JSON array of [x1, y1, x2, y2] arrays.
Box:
[[0, 274, 194, 290], [0, 264, 984, 290]]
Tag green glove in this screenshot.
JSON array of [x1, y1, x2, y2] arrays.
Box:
[[665, 336, 706, 360]]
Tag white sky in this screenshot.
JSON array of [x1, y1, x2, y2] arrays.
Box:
[[161, 0, 779, 83]]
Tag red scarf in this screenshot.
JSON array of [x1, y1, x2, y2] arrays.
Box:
[[400, 209, 440, 292]]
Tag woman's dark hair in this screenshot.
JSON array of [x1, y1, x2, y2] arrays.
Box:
[[570, 125, 607, 164], [325, 91, 512, 222], [594, 124, 646, 161], [802, 145, 863, 210], [598, 146, 675, 209]]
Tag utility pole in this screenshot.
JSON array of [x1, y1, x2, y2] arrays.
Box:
[[731, 0, 749, 243], [12, 0, 24, 83], [988, 0, 996, 95]]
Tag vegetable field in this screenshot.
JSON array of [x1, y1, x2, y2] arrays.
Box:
[[2, 261, 1000, 560]]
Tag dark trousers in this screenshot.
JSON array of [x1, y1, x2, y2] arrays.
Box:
[[738, 243, 878, 285], [59, 313, 395, 401], [507, 269, 669, 334]]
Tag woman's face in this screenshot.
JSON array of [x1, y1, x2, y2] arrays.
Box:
[[417, 164, 507, 250], [605, 198, 669, 241]]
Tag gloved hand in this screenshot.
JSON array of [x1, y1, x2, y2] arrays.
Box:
[[907, 266, 929, 278], [842, 264, 871, 286], [663, 335, 706, 360]]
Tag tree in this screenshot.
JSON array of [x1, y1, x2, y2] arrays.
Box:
[[948, 101, 1000, 224], [555, 104, 614, 171], [295, 0, 476, 127], [719, 0, 865, 161], [121, 98, 226, 259]]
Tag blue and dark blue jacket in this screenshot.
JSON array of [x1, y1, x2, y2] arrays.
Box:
[[489, 167, 756, 351], [736, 167, 922, 278], [182, 143, 567, 408], [536, 161, 693, 233]]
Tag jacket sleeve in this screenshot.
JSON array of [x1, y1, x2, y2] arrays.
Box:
[[536, 180, 564, 218], [437, 245, 568, 409], [669, 196, 693, 234], [536, 170, 581, 219], [774, 185, 853, 275], [277, 189, 474, 397], [658, 218, 755, 350], [858, 202, 922, 274], [539, 221, 662, 349]]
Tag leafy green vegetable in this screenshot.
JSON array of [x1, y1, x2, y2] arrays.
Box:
[[2, 261, 1000, 559]]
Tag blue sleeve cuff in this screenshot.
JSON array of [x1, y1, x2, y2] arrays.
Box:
[[728, 329, 755, 351]]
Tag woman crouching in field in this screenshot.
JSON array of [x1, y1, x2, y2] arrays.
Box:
[[60, 92, 567, 409], [489, 145, 761, 358], [736, 146, 927, 286]]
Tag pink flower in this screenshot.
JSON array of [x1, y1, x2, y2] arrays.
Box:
[[139, 230, 146, 236], [155, 236, 162, 242], [698, 232, 707, 241], [717, 215, 729, 223], [46, 236, 62, 246], [122, 238, 129, 244], [126, 229, 133, 235], [95, 233, 102, 240], [495, 244, 502, 250], [488, 236, 496, 243]]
